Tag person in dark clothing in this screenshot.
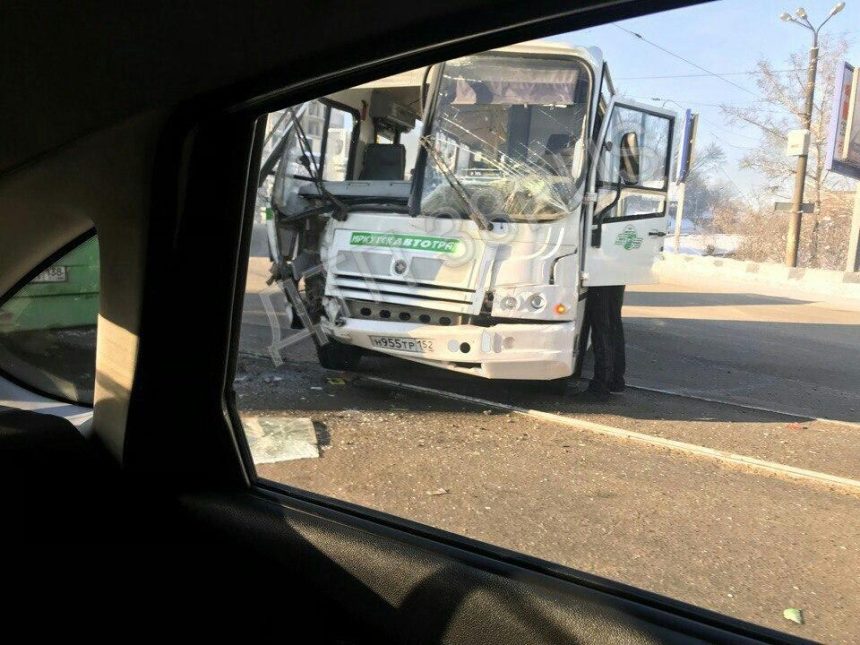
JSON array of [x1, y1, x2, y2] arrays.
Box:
[[579, 285, 626, 400]]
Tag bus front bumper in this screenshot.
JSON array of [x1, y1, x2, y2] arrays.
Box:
[[324, 318, 576, 380]]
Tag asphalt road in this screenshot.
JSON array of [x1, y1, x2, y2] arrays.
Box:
[[623, 283, 860, 423], [236, 250, 860, 642]]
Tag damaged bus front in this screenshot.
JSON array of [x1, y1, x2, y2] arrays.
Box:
[[266, 42, 675, 380]]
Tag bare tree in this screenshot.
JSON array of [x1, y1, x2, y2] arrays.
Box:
[[682, 142, 730, 229], [721, 35, 851, 267]]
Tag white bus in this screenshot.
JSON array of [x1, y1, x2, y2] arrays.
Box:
[[265, 41, 676, 381]]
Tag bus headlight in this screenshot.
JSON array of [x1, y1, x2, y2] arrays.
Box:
[[528, 293, 545, 310]]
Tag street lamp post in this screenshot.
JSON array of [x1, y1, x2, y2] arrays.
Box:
[[780, 3, 845, 267]]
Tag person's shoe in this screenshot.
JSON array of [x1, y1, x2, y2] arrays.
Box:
[[608, 379, 626, 393]]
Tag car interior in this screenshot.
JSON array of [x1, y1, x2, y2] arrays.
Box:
[[0, 1, 814, 642]]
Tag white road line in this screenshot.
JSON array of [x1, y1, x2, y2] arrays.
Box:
[[361, 375, 860, 495], [625, 382, 860, 431]]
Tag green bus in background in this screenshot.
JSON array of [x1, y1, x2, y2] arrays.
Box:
[[0, 236, 99, 333]]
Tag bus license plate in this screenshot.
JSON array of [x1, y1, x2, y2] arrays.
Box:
[[32, 266, 68, 283], [369, 336, 433, 353]]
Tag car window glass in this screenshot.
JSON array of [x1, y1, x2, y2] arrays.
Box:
[[0, 235, 99, 404]]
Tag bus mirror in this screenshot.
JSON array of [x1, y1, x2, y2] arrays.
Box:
[[619, 131, 640, 185]]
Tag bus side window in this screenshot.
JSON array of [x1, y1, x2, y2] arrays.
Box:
[[322, 106, 357, 181]]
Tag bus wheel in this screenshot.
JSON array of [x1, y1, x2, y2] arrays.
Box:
[[315, 340, 363, 371]]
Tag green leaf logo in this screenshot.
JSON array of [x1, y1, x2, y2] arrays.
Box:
[[614, 225, 643, 251]]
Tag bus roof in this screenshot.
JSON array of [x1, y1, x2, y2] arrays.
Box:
[[355, 41, 603, 89]]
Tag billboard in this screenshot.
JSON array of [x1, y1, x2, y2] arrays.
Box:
[[825, 61, 860, 180], [842, 67, 860, 165]]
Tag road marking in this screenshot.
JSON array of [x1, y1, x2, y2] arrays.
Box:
[[625, 382, 860, 431], [361, 375, 860, 495]]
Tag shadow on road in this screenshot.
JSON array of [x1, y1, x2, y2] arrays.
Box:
[[235, 347, 860, 481], [236, 350, 814, 426], [622, 315, 860, 423]]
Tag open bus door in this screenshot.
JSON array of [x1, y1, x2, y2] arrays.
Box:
[[584, 99, 675, 287]]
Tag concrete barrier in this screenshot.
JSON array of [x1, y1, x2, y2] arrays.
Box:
[[654, 253, 860, 304]]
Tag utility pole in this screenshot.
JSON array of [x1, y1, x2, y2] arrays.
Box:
[[780, 3, 845, 267], [785, 35, 817, 267], [780, 4, 846, 267]]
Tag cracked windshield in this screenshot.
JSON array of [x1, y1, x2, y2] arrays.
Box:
[[235, 1, 860, 641], [419, 54, 590, 222]]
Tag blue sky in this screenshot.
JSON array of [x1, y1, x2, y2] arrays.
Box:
[[559, 0, 860, 196]]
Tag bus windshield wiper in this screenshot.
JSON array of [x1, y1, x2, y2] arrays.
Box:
[[277, 197, 408, 225], [419, 137, 492, 231]]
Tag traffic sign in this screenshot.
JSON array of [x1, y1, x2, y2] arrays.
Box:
[[774, 202, 814, 213]]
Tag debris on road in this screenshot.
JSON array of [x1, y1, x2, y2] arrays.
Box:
[[783, 608, 804, 625], [426, 488, 450, 496], [327, 377, 346, 385], [242, 415, 319, 463]]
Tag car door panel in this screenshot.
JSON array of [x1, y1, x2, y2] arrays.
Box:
[[183, 489, 803, 644]]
